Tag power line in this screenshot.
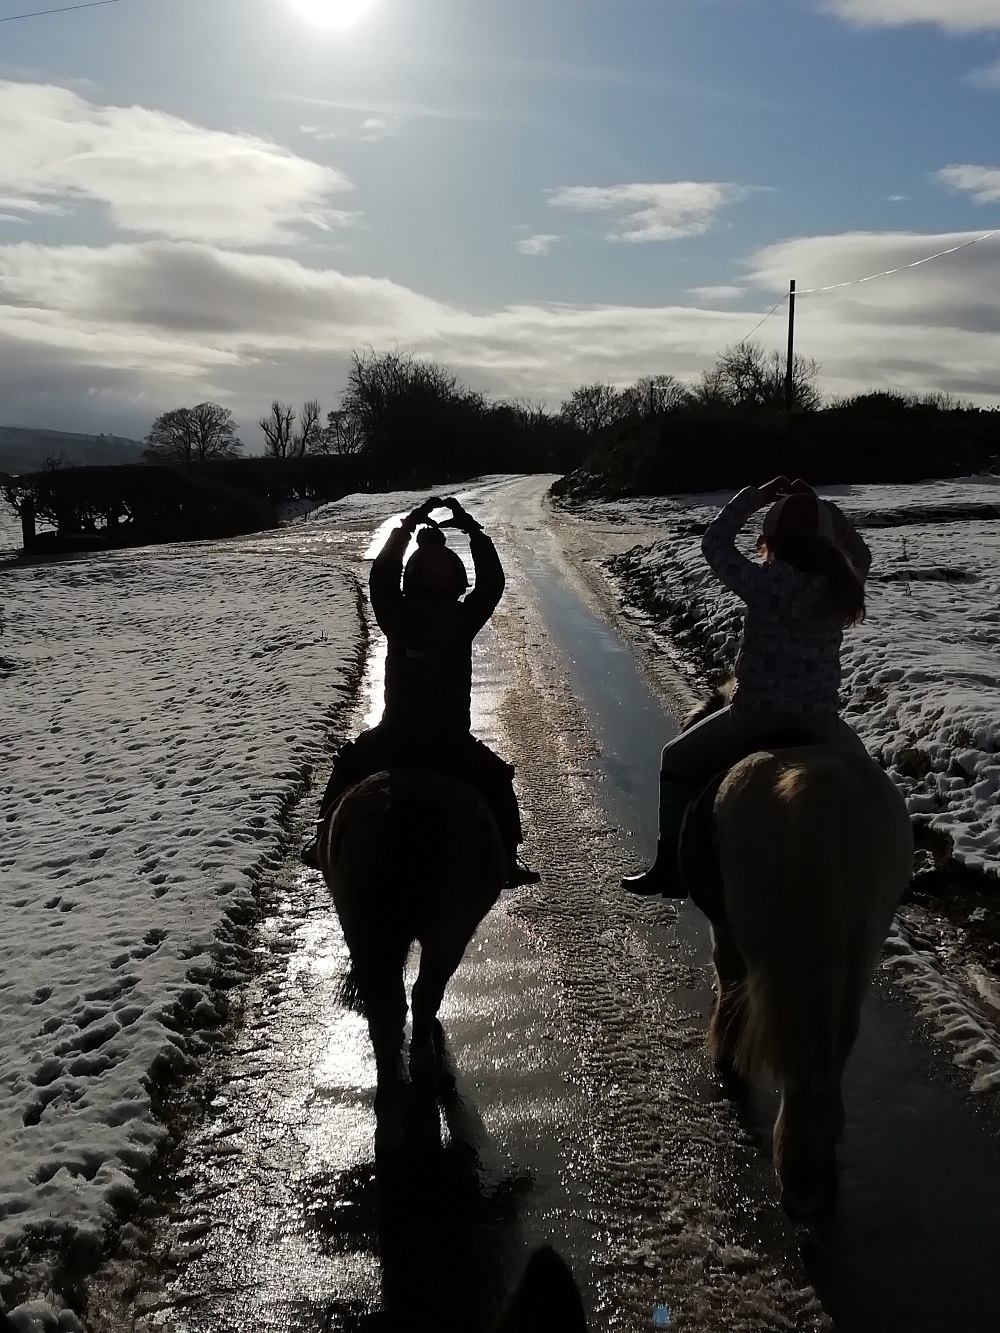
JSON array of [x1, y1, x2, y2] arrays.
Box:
[[737, 294, 788, 346], [0, 0, 118, 22], [797, 228, 1000, 295], [734, 227, 999, 344]]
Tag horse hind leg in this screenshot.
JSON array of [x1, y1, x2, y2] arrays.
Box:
[[775, 969, 864, 1221], [353, 936, 410, 1147], [410, 933, 470, 1080], [707, 925, 749, 1078]]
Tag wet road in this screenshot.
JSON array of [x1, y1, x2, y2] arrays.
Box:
[[112, 477, 1000, 1333]]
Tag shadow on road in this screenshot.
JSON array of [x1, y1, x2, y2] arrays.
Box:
[[303, 1025, 534, 1332]]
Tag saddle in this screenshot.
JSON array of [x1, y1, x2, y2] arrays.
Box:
[[677, 728, 819, 930]]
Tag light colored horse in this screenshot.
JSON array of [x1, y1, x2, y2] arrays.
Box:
[[684, 686, 913, 1219], [318, 769, 507, 1144]]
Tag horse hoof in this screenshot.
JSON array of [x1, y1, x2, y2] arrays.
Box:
[[779, 1174, 835, 1224]]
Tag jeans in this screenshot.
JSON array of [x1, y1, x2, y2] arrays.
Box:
[[659, 704, 869, 782]]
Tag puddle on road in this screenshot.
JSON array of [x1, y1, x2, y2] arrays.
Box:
[[126, 517, 593, 1332], [145, 858, 568, 1333]]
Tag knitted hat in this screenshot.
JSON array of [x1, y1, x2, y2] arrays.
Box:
[[402, 524, 469, 594], [761, 492, 835, 546]]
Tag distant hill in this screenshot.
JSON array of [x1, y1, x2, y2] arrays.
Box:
[[0, 426, 146, 475]]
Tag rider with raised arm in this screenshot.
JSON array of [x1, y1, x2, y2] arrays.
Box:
[[303, 495, 540, 889], [622, 476, 872, 899]]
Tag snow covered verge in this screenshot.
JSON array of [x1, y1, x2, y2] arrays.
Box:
[[576, 477, 1000, 882], [0, 523, 365, 1323]]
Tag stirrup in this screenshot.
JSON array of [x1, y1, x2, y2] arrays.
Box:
[[300, 838, 320, 871]]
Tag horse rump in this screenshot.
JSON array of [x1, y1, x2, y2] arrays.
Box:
[[717, 749, 906, 1083]]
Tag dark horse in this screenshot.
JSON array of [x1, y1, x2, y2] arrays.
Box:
[[318, 769, 507, 1147], [680, 684, 913, 1219]]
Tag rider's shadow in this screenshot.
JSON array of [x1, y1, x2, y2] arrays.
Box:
[[306, 1024, 533, 1332]]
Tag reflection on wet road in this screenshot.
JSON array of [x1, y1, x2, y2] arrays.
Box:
[[128, 477, 1000, 1333]]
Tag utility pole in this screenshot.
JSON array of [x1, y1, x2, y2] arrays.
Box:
[[784, 278, 797, 409]]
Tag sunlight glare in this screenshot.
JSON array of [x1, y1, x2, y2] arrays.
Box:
[[289, 0, 375, 30]]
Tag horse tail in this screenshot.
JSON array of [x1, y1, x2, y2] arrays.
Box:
[[721, 753, 904, 1084]]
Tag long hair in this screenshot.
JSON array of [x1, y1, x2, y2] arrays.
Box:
[[763, 536, 866, 626]]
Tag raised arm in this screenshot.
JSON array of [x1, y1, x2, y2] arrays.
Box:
[[824, 499, 873, 580], [700, 484, 777, 603], [463, 528, 505, 632], [369, 497, 441, 633], [444, 497, 505, 633]]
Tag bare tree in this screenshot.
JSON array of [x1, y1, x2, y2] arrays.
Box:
[[144, 403, 242, 463], [695, 342, 820, 411], [618, 374, 691, 419], [340, 348, 461, 446], [260, 400, 296, 459], [319, 408, 366, 455], [497, 398, 556, 434], [292, 399, 323, 456], [558, 383, 628, 436]]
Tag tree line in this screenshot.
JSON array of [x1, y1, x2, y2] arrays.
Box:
[[137, 339, 996, 502], [138, 342, 827, 467]]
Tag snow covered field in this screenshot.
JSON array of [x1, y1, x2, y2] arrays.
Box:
[[0, 520, 364, 1319], [596, 477, 1000, 880]]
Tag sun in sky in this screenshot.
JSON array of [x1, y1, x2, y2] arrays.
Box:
[[288, 0, 375, 30]]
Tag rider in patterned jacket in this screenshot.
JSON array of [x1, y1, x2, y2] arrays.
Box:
[[622, 476, 872, 899]]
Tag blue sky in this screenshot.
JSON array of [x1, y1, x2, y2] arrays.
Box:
[[2, 0, 1000, 443]]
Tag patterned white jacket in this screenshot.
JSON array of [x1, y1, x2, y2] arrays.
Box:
[[700, 487, 872, 717]]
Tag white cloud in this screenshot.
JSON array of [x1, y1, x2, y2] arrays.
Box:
[[0, 196, 64, 216], [0, 80, 352, 247], [824, 0, 1000, 30], [3, 230, 1000, 440], [358, 116, 397, 138], [689, 284, 747, 300], [965, 59, 1000, 88], [937, 164, 1000, 204], [517, 233, 561, 256], [300, 113, 400, 142], [547, 181, 749, 242]]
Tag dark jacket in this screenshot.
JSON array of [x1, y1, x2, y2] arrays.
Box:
[[369, 523, 505, 738]]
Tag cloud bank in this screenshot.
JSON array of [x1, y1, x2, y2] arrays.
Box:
[[4, 228, 1000, 439], [0, 81, 352, 247]]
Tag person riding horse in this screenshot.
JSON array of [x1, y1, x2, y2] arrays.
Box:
[[303, 495, 540, 890], [622, 476, 872, 898]]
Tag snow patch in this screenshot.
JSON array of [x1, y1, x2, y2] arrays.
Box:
[[1, 521, 364, 1297], [596, 478, 1000, 879], [882, 926, 1000, 1093]]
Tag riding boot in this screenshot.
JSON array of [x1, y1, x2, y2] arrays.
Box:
[[507, 849, 541, 888], [621, 776, 690, 898], [300, 831, 320, 871]]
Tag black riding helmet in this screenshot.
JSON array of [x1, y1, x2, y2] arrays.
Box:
[[402, 524, 469, 596]]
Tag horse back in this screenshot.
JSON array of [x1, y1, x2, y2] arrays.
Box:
[[318, 769, 506, 944]]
